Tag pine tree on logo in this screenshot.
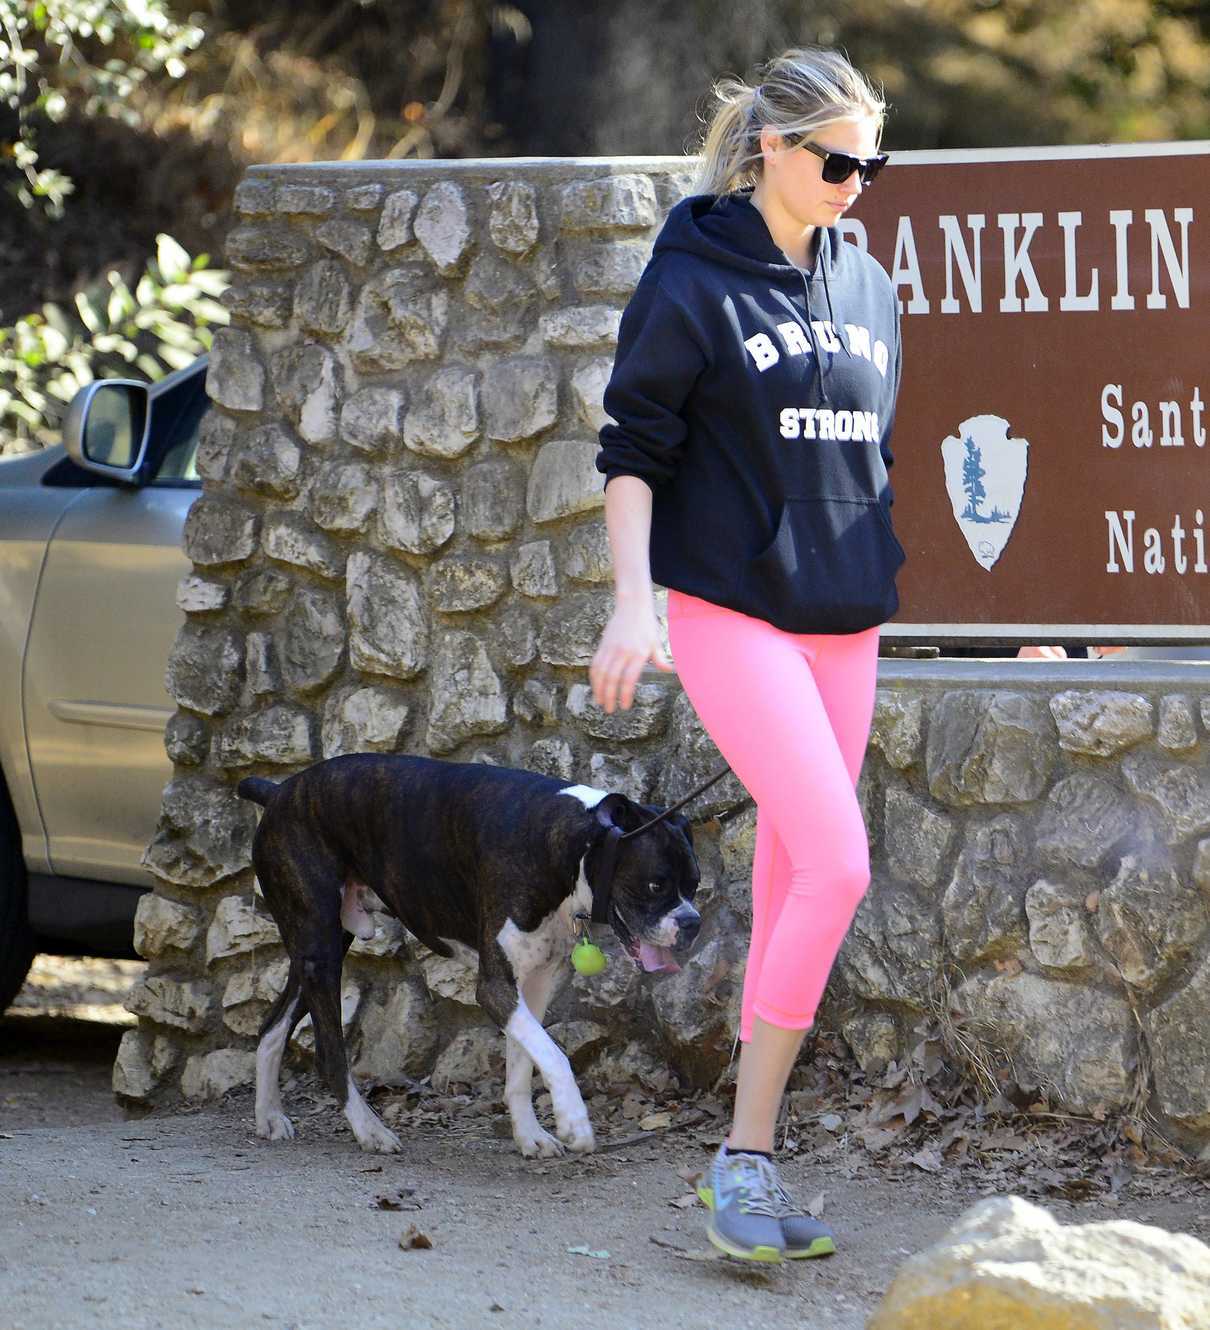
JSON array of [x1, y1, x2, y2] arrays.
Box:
[[961, 436, 988, 522]]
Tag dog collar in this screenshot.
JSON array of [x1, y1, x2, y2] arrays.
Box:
[[587, 762, 733, 925]]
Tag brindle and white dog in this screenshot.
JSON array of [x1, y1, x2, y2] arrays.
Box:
[[237, 753, 702, 1157]]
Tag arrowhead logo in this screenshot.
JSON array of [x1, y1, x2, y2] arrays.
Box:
[[940, 414, 1029, 571]]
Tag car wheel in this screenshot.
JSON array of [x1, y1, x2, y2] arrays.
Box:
[[0, 784, 34, 1013]]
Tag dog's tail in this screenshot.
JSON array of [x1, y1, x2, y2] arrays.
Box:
[[237, 776, 280, 806]]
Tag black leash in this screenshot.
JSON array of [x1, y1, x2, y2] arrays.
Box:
[[588, 761, 747, 924]]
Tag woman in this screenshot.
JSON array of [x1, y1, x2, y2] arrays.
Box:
[[589, 47, 904, 1264]]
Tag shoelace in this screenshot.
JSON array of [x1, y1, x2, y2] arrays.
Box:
[[770, 1175, 806, 1220], [720, 1153, 783, 1218]]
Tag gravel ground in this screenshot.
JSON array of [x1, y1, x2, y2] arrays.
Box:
[[2, 957, 1208, 1330]]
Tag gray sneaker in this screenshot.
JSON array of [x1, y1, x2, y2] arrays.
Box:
[[696, 1145, 786, 1263], [767, 1171, 837, 1259]]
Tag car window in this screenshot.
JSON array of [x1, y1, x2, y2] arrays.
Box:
[[148, 372, 208, 486]]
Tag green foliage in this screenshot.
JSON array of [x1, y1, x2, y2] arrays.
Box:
[[0, 0, 204, 216], [0, 234, 228, 454]]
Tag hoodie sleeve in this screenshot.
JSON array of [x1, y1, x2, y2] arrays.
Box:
[[595, 271, 709, 492], [879, 304, 903, 508]]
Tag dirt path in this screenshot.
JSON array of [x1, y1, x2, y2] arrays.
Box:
[[3, 959, 1208, 1330]]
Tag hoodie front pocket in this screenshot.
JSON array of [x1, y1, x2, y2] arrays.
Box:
[[737, 496, 906, 633]]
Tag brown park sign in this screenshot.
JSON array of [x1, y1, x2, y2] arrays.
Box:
[[846, 142, 1210, 644]]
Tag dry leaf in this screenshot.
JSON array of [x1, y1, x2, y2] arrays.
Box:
[[669, 1192, 700, 1209], [909, 1148, 943, 1173], [639, 1111, 673, 1131], [806, 1190, 825, 1218], [399, 1224, 432, 1250]]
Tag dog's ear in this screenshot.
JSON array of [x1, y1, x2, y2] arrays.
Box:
[[594, 792, 645, 833], [669, 812, 694, 845]]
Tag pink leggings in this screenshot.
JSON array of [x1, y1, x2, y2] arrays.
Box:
[[666, 588, 880, 1041]]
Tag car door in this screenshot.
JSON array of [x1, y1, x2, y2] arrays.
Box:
[[23, 367, 209, 884]]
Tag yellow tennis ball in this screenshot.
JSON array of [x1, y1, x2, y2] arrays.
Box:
[[571, 939, 607, 976]]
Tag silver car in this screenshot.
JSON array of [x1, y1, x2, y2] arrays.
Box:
[[0, 356, 209, 1010]]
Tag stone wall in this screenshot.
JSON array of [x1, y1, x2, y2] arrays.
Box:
[[116, 157, 1210, 1151]]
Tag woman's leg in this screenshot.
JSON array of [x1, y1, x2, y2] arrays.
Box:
[[728, 625, 881, 1148], [738, 806, 787, 1044], [668, 599, 879, 1149]]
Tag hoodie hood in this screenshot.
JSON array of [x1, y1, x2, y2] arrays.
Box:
[[652, 187, 838, 282], [653, 187, 846, 399]]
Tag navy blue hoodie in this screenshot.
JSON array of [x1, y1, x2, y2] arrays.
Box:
[[595, 186, 905, 635]]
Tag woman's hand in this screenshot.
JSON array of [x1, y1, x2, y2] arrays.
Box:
[[590, 598, 676, 713]]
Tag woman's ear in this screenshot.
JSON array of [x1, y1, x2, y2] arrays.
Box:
[[759, 125, 781, 162]]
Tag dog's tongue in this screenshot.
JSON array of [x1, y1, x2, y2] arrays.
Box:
[[638, 942, 680, 974]]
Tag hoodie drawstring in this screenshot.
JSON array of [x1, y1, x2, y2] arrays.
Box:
[[798, 229, 839, 405]]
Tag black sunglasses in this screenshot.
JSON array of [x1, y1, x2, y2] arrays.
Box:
[[792, 138, 889, 187]]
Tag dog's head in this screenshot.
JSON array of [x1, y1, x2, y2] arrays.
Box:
[[587, 793, 702, 974]]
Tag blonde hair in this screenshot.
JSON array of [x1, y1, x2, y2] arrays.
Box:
[[692, 47, 887, 197]]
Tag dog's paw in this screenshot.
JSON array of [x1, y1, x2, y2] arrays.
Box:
[[352, 1117, 403, 1155], [256, 1111, 295, 1142], [515, 1126, 565, 1159], [556, 1116, 596, 1154]]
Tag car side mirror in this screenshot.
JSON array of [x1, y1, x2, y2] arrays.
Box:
[[62, 380, 151, 483]]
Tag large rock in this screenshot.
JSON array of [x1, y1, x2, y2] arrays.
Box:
[[133, 893, 203, 959], [486, 179, 539, 254], [558, 174, 658, 231], [926, 692, 1054, 806], [1147, 950, 1210, 1128], [565, 680, 669, 742], [346, 550, 429, 680], [870, 690, 925, 770], [282, 586, 346, 692], [207, 329, 265, 411], [125, 975, 213, 1033], [166, 623, 244, 716], [656, 691, 749, 823], [1024, 879, 1092, 971], [214, 704, 315, 769], [1123, 750, 1210, 845], [869, 1194, 1210, 1329], [271, 343, 340, 446], [528, 439, 608, 523], [1096, 854, 1207, 990], [378, 469, 456, 556], [403, 367, 479, 458], [1049, 689, 1153, 756], [263, 512, 345, 581], [536, 591, 612, 668], [837, 880, 941, 1010], [346, 267, 448, 371], [309, 461, 377, 534], [414, 181, 472, 274], [183, 495, 259, 567], [429, 1025, 503, 1092], [650, 918, 743, 1089], [181, 1050, 258, 1101], [481, 357, 558, 443], [321, 684, 411, 758], [424, 630, 509, 754], [463, 459, 525, 542], [884, 785, 954, 888], [951, 970, 1135, 1114], [143, 778, 257, 889], [206, 895, 283, 964], [1035, 772, 1133, 871]]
